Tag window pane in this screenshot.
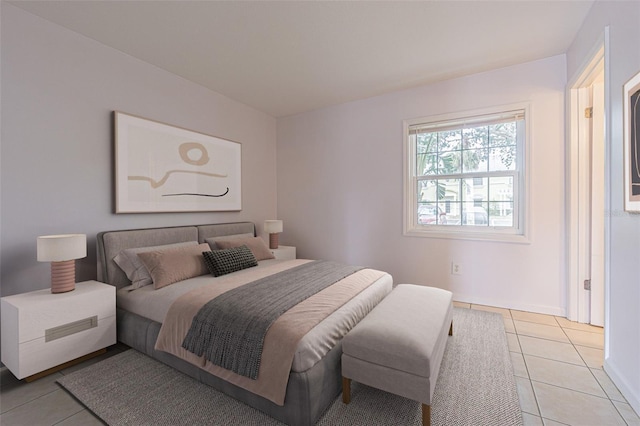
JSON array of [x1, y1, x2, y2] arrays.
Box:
[[442, 201, 460, 225], [417, 153, 438, 176], [488, 122, 517, 147], [489, 201, 514, 226], [439, 151, 461, 174], [463, 178, 487, 202], [418, 180, 438, 203], [489, 146, 516, 171], [417, 179, 460, 225], [461, 202, 489, 226], [489, 176, 513, 201], [417, 133, 437, 154], [438, 130, 461, 152], [417, 202, 447, 225], [461, 149, 488, 173], [418, 179, 460, 203], [439, 179, 461, 202], [463, 127, 488, 149]]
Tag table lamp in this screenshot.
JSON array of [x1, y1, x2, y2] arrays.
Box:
[[264, 220, 283, 249], [37, 234, 87, 293]]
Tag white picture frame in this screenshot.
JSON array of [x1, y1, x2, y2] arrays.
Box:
[[114, 112, 241, 213], [624, 70, 640, 212]]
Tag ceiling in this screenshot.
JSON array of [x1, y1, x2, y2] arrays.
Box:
[[10, 1, 594, 117]]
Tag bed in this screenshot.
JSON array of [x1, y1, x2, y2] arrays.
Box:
[[96, 222, 392, 425]]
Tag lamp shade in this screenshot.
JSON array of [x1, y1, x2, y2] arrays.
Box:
[[264, 220, 283, 234], [37, 234, 87, 262]]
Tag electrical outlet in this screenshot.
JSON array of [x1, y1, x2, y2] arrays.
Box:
[[451, 262, 462, 275]]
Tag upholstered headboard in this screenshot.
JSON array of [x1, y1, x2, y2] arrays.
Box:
[[96, 222, 256, 289]]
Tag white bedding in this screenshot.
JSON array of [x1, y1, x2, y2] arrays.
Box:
[[117, 259, 392, 372]]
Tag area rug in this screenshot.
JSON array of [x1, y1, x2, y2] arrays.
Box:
[[57, 308, 523, 425]]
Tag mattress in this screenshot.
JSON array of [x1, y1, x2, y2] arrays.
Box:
[[117, 258, 392, 372]]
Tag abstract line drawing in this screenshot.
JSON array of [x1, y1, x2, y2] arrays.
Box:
[[115, 112, 241, 213], [129, 169, 228, 189], [163, 188, 230, 197], [624, 71, 640, 212]]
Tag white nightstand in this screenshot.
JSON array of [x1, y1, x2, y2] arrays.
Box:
[[1, 280, 116, 381], [270, 245, 296, 260]]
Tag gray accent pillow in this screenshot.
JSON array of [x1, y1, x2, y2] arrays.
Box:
[[202, 245, 258, 277], [113, 241, 197, 289]]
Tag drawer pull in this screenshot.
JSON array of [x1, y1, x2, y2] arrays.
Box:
[[45, 316, 98, 342]]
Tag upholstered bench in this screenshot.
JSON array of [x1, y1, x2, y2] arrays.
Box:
[[341, 284, 453, 426]]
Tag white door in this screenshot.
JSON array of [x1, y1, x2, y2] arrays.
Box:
[[590, 80, 605, 327], [574, 73, 605, 326], [567, 42, 607, 328]]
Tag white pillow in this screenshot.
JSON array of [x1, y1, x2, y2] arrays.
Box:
[[113, 241, 197, 289]]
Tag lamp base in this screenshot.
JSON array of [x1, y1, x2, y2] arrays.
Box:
[[269, 233, 279, 250], [51, 260, 76, 293]]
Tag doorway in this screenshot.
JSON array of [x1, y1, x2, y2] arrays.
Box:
[[567, 40, 607, 327]]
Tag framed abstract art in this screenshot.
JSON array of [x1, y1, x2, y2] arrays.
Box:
[[624, 70, 640, 212], [114, 112, 241, 213]]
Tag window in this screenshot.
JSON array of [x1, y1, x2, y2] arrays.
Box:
[[404, 104, 529, 241]]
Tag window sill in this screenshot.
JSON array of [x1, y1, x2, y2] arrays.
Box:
[[403, 227, 530, 244]]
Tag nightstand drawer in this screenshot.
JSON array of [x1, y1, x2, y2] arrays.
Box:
[[10, 286, 114, 343], [18, 316, 116, 378]]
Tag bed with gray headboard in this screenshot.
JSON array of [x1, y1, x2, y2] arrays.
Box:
[[96, 221, 392, 426]]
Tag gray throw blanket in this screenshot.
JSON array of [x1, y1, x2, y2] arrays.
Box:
[[181, 260, 363, 379]]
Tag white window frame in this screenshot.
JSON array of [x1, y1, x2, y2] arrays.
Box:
[[403, 103, 531, 243]]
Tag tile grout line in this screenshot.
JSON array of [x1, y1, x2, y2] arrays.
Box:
[[518, 318, 563, 423], [559, 320, 625, 417], [51, 407, 91, 426], [510, 308, 544, 421], [0, 385, 62, 416], [528, 377, 612, 401], [521, 352, 589, 368]]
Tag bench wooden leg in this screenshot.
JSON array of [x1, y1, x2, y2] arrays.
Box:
[[342, 377, 351, 404], [422, 404, 431, 426], [449, 320, 453, 336]]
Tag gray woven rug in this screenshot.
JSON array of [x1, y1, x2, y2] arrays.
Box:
[[57, 308, 523, 425]]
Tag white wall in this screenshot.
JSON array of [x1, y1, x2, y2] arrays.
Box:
[[278, 55, 567, 315], [0, 4, 278, 297], [566, 0, 640, 415]]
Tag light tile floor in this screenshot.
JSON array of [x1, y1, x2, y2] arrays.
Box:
[[1, 343, 128, 426], [454, 301, 640, 426], [1, 307, 639, 425]]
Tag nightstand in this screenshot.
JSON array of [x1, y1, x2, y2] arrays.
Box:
[[1, 280, 116, 381], [270, 245, 296, 260]]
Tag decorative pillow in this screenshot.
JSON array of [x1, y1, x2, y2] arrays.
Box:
[[212, 236, 275, 261], [205, 233, 254, 250], [202, 245, 258, 277], [137, 243, 210, 290], [113, 241, 198, 289]]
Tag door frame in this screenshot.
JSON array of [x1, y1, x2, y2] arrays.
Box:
[[565, 27, 610, 335]]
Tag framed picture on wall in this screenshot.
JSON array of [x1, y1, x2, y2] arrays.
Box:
[[114, 112, 242, 213], [624, 71, 640, 212]]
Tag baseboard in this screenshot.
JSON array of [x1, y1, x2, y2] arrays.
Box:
[[604, 360, 640, 417], [453, 293, 565, 317]]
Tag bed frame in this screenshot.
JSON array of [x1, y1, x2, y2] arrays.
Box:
[[96, 222, 342, 426]]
